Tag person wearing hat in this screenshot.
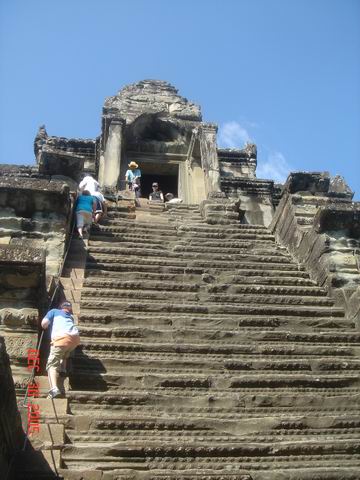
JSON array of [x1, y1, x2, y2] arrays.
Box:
[[125, 161, 141, 197], [149, 182, 164, 202], [41, 301, 80, 399]]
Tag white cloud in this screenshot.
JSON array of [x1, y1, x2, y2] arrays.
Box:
[[218, 121, 252, 148], [257, 151, 292, 183]]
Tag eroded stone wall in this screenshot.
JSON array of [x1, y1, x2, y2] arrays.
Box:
[[271, 172, 360, 326], [0, 174, 73, 280]]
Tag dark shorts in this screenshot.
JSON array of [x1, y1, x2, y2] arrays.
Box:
[[94, 198, 103, 214]]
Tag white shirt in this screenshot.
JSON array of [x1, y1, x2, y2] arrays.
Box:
[[92, 191, 105, 202], [79, 176, 100, 195]]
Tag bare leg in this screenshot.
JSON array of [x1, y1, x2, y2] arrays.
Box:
[[48, 367, 58, 390], [95, 212, 103, 224], [77, 227, 83, 238]]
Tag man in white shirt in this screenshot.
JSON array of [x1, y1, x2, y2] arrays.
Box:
[[79, 174, 100, 195]]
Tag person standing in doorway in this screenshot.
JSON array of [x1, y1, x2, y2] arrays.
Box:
[[149, 182, 164, 202], [125, 161, 141, 198]]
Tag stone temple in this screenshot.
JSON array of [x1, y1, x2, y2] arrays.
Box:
[[1, 80, 360, 479]]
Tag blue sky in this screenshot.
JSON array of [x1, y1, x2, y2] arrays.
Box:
[[1, 0, 359, 198]]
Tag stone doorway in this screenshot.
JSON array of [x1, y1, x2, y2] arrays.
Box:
[[133, 161, 179, 199]]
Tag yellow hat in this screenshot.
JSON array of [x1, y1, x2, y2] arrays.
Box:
[[128, 161, 138, 169]]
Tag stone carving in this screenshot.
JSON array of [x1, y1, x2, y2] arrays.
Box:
[[103, 79, 202, 123], [34, 124, 48, 160]]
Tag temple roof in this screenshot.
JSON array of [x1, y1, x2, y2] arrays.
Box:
[[103, 79, 202, 123]]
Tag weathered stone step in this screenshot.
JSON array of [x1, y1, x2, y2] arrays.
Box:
[[85, 268, 311, 282], [75, 339, 360, 359], [224, 274, 315, 285], [107, 204, 135, 212], [79, 298, 345, 318], [56, 466, 360, 480], [77, 329, 359, 355], [86, 254, 302, 270], [71, 350, 360, 375], [78, 312, 354, 330], [97, 221, 272, 235], [89, 239, 291, 258], [79, 314, 355, 332], [105, 211, 136, 220], [82, 279, 325, 297], [173, 238, 287, 249], [83, 278, 201, 291], [172, 245, 288, 256], [69, 370, 360, 391], [88, 246, 294, 264], [207, 293, 334, 307], [60, 441, 360, 471], [67, 400, 360, 422], [104, 218, 268, 232], [67, 431, 360, 447], [94, 227, 277, 241], [89, 235, 168, 246], [80, 289, 335, 308], [209, 284, 327, 297], [85, 261, 205, 275]]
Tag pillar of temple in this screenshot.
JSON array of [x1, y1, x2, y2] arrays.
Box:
[[198, 123, 221, 196], [98, 118, 124, 188]]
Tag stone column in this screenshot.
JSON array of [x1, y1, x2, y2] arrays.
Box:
[[99, 118, 124, 189], [198, 123, 221, 196]]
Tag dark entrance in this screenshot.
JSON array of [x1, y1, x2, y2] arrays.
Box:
[[132, 161, 179, 199]]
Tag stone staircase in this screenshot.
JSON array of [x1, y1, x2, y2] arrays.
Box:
[[19, 202, 360, 479]]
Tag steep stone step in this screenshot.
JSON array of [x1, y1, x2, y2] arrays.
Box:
[[78, 311, 354, 330], [172, 244, 288, 255], [82, 279, 325, 297], [83, 278, 201, 291], [71, 348, 360, 375], [68, 369, 360, 391], [75, 329, 360, 346], [206, 293, 334, 307], [95, 221, 273, 235], [85, 268, 312, 282], [88, 238, 288, 256], [81, 286, 200, 302], [86, 254, 302, 270], [208, 283, 327, 296], [61, 440, 360, 469], [50, 205, 360, 478], [79, 298, 345, 318], [80, 289, 335, 308]]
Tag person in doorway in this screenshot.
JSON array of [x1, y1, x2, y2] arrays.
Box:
[[125, 161, 141, 198], [41, 301, 80, 399], [79, 173, 100, 195], [149, 182, 164, 202], [165, 192, 183, 204], [75, 190, 96, 238]]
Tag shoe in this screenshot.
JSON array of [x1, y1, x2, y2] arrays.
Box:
[[47, 387, 61, 399]]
